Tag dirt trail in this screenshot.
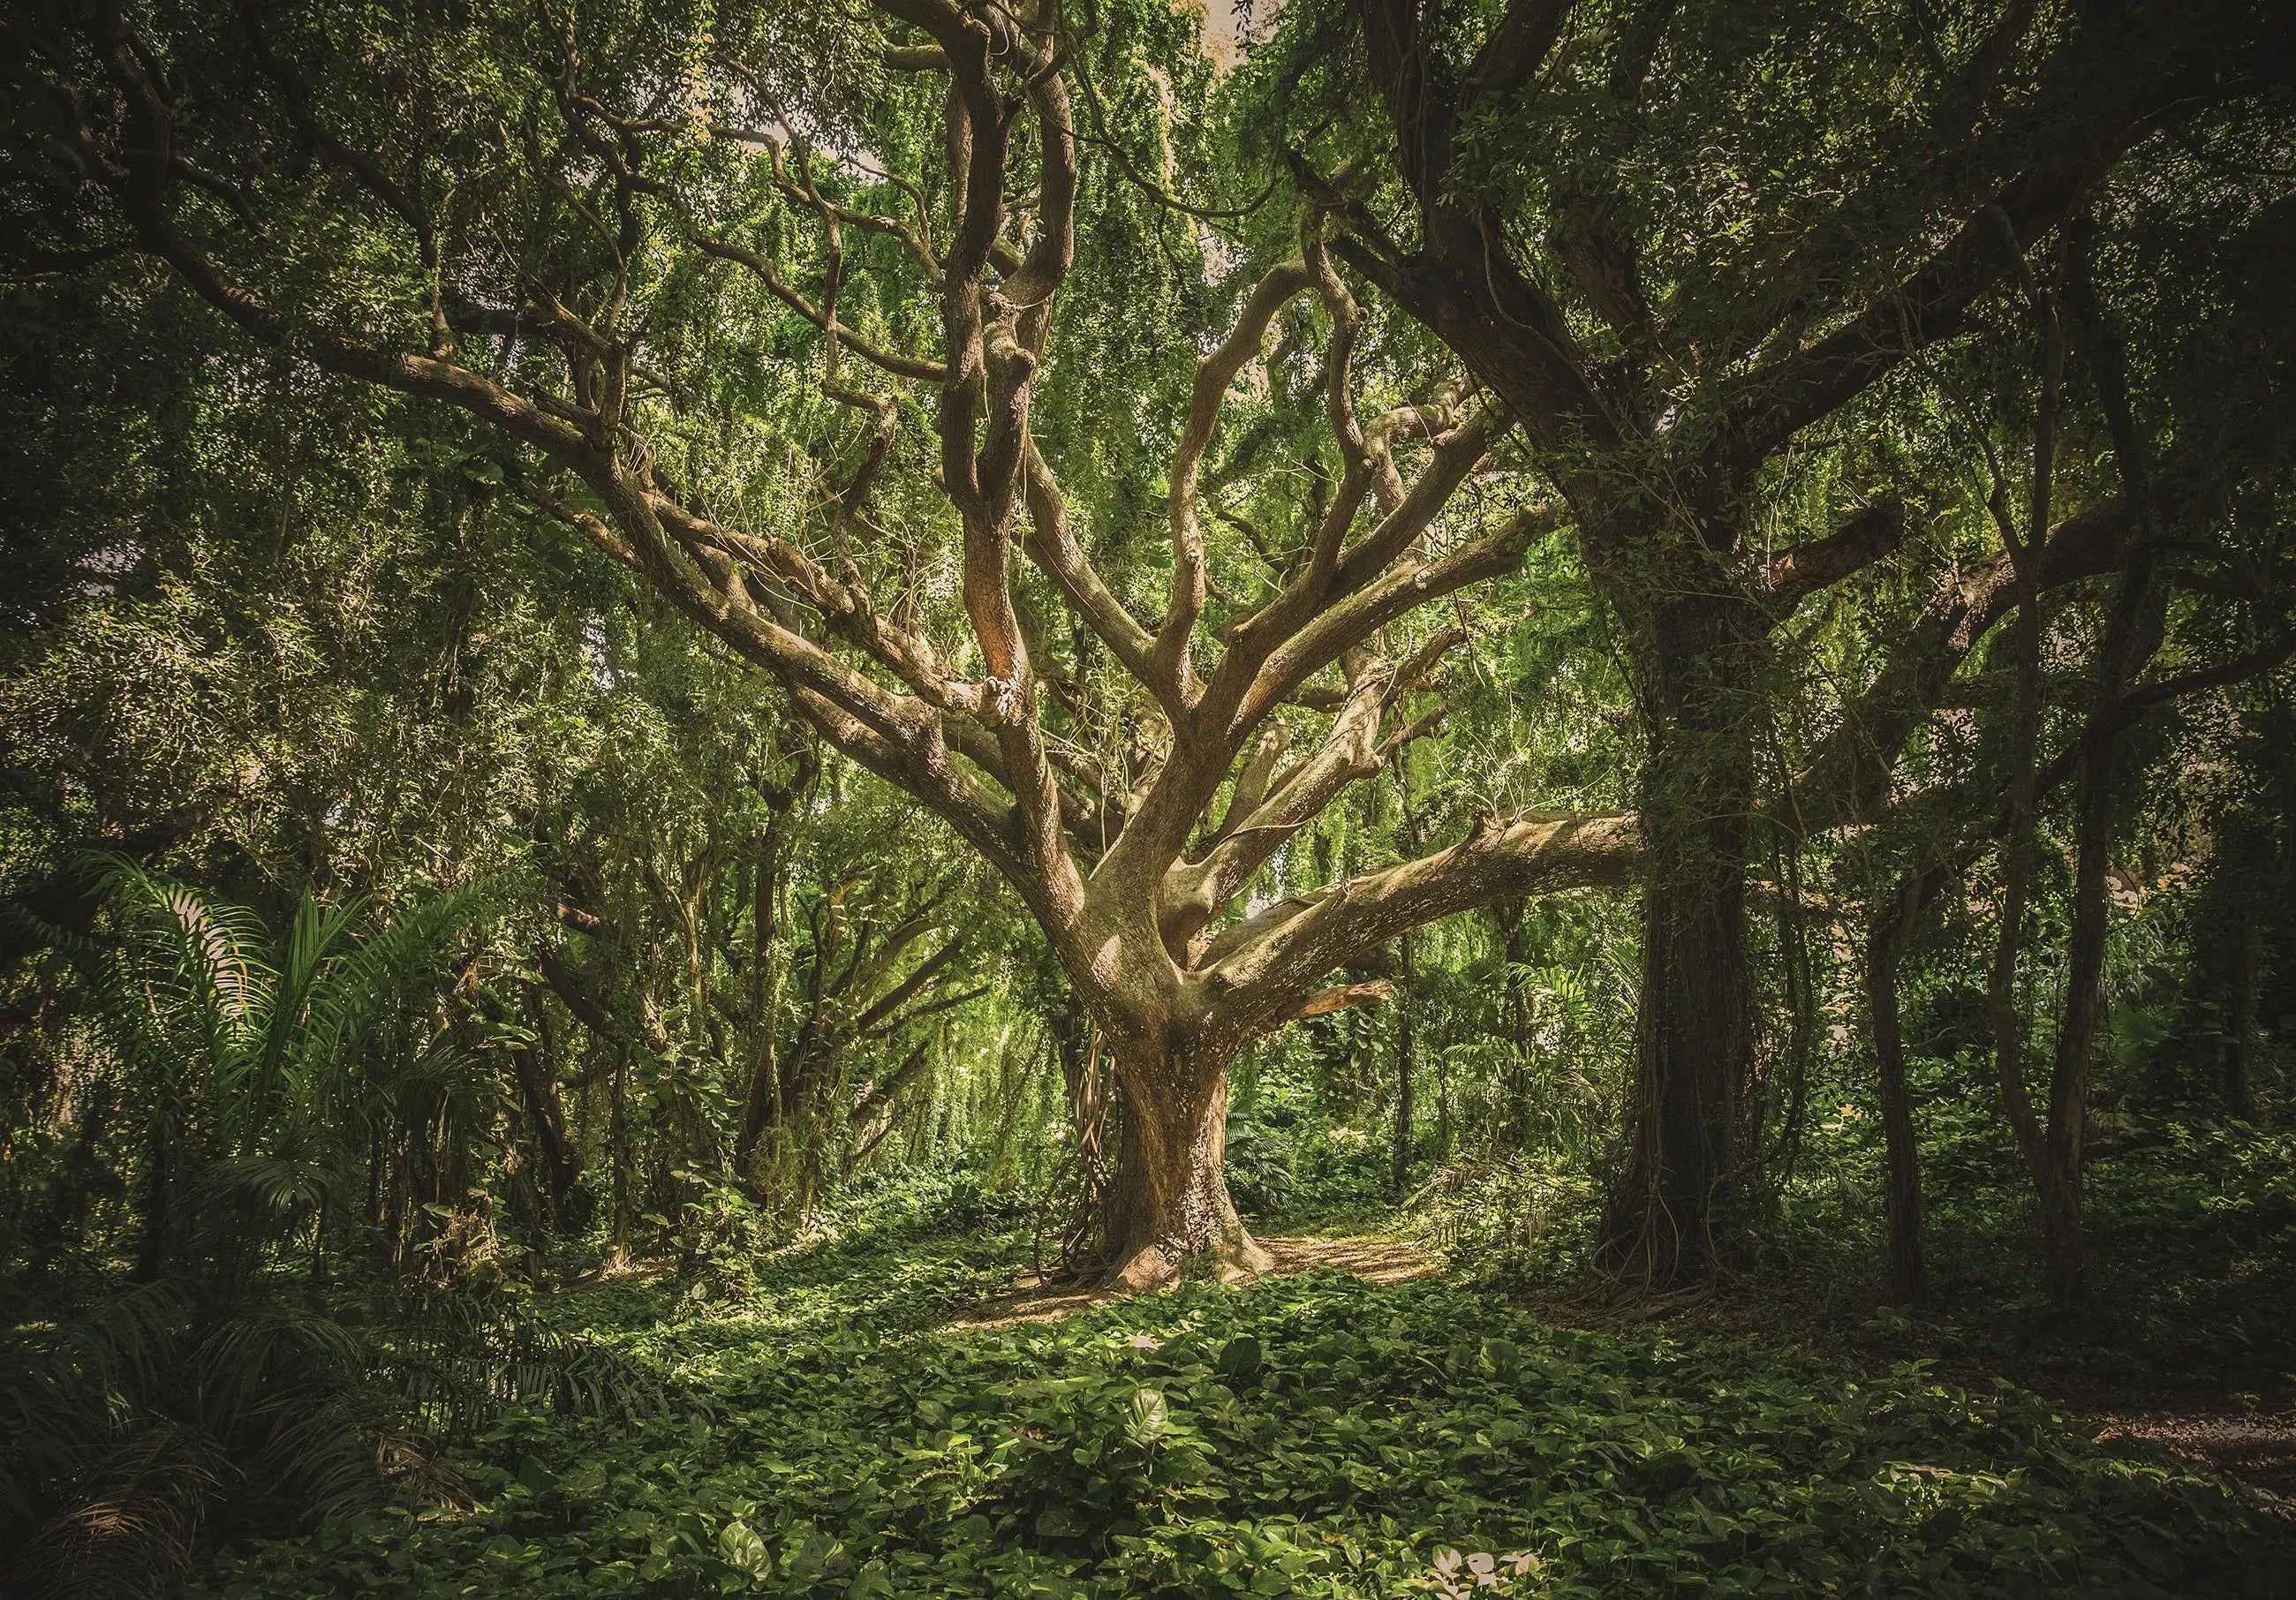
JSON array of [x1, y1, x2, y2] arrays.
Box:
[[953, 1234, 1435, 1328], [2088, 1412, 2296, 1503], [1257, 1234, 1435, 1283]]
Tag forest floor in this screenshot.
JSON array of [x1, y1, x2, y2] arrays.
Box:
[[958, 1233, 1434, 1327], [1522, 1269, 2296, 1507], [188, 1153, 2296, 1599]]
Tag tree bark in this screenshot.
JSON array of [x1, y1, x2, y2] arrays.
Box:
[[1494, 900, 1532, 1146], [2196, 813, 2271, 1115], [1392, 928, 1416, 1198], [1603, 600, 1759, 1285], [1101, 1047, 1269, 1288], [2041, 542, 2164, 1304], [1867, 872, 1931, 1307], [736, 809, 794, 1191], [2041, 730, 2115, 1307], [510, 990, 589, 1233]]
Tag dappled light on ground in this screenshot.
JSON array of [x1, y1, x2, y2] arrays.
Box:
[[957, 1233, 1433, 1327], [178, 1211, 2296, 1598]]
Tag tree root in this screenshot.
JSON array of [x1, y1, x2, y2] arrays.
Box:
[[1107, 1230, 1276, 1291]]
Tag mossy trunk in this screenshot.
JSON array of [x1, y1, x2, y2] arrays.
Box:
[[1603, 591, 1761, 1286]]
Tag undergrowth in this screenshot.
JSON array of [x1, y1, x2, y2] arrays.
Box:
[[186, 1182, 2295, 1598]]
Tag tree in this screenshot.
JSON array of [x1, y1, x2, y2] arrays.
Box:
[[1268, 0, 2296, 1278], [7, 0, 1642, 1285]]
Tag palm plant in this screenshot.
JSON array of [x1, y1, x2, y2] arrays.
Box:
[[90, 862, 484, 1281], [0, 866, 503, 1596]]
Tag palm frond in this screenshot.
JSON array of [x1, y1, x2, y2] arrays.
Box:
[[302, 884, 493, 1080]]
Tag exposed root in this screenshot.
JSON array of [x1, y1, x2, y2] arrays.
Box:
[[953, 1232, 1429, 1328], [1109, 1229, 1276, 1291]]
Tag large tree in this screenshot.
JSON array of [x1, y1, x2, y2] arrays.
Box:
[[1271, 0, 2296, 1276], [6, 0, 1643, 1286]]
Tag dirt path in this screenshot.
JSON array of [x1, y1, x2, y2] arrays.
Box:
[[953, 1234, 1435, 1329], [2083, 1411, 2296, 1503], [1257, 1234, 1436, 1283]]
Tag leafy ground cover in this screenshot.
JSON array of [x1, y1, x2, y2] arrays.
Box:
[[191, 1181, 2295, 1599], [1452, 1088, 2296, 1502], [1647, 1095, 2296, 1410]]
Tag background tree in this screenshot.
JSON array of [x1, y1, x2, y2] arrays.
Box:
[[1266, 0, 2296, 1279]]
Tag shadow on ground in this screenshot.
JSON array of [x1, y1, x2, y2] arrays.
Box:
[[954, 1232, 1433, 1327]]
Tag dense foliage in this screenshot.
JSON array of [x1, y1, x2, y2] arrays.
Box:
[[190, 1178, 2296, 1598], [4, 0, 2296, 1592]]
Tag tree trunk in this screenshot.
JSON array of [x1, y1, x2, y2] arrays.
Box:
[[736, 809, 791, 1193], [1604, 611, 1758, 1284], [2040, 536, 2164, 1306], [2041, 744, 2113, 1307], [2223, 915, 2259, 1117], [1494, 901, 1532, 1147], [608, 1042, 632, 1260], [1102, 1047, 1269, 1289], [1392, 935, 1416, 1199], [1866, 874, 1931, 1307], [2196, 813, 2270, 1115], [510, 987, 589, 1231]]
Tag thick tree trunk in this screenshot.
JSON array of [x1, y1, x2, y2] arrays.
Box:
[[1102, 1047, 1269, 1289], [1608, 827, 1750, 1281], [1604, 601, 1758, 1285]]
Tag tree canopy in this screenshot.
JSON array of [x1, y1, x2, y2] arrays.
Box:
[[5, 1, 2296, 1592]]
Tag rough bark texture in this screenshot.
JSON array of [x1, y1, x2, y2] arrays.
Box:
[[1391, 926, 1416, 1198], [1608, 808, 1750, 1279], [507, 1010, 589, 1234], [1602, 596, 1759, 1283], [1102, 1051, 1269, 1288]]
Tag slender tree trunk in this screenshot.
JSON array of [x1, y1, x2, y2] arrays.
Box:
[[1985, 623, 2047, 1181], [1392, 931, 1416, 1199], [608, 1042, 632, 1260], [2224, 916, 2259, 1117], [1766, 814, 1816, 1182], [2042, 728, 2118, 1306], [1436, 1046, 1453, 1160], [1102, 1046, 1267, 1288], [508, 988, 588, 1231], [2040, 787, 2109, 1306], [1494, 902, 1531, 1147], [1866, 872, 1931, 1307], [2041, 555, 2164, 1305], [1985, 291, 2061, 1188], [736, 811, 790, 1191], [2197, 814, 2270, 1114], [2035, 240, 2173, 1308], [1393, 770, 1421, 1196]]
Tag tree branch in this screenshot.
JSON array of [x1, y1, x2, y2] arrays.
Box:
[[1199, 810, 1639, 1048]]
